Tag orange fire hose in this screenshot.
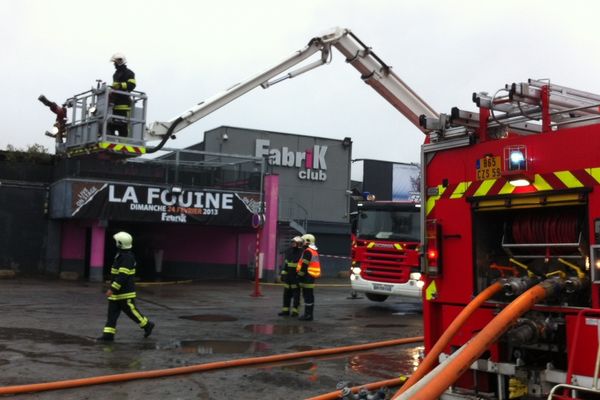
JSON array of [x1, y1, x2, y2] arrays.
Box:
[[402, 283, 550, 399], [391, 281, 503, 398], [0, 336, 422, 395]]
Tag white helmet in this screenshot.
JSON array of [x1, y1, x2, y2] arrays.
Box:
[[291, 236, 304, 245], [301, 234, 316, 246], [110, 52, 127, 66], [113, 231, 133, 249]]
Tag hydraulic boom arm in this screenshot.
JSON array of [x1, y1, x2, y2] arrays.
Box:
[[330, 29, 438, 131], [146, 27, 438, 143]]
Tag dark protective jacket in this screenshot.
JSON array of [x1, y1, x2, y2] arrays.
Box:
[[282, 246, 303, 275], [112, 64, 136, 110], [109, 250, 137, 300]]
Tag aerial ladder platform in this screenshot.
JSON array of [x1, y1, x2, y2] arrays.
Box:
[[39, 27, 438, 158]]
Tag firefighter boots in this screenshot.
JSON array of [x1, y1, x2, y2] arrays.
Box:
[[143, 321, 155, 338], [298, 305, 313, 321], [96, 334, 114, 342]]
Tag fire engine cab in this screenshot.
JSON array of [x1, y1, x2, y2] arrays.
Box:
[[350, 199, 423, 301], [397, 80, 600, 399]]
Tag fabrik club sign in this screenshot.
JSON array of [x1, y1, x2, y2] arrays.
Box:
[[71, 182, 261, 226]]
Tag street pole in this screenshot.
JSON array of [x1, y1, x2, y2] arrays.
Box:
[[251, 155, 267, 298], [251, 225, 263, 297]]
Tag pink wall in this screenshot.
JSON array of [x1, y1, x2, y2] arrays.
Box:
[[90, 223, 105, 268], [60, 220, 258, 271], [157, 224, 255, 265], [261, 174, 279, 272], [61, 221, 86, 260]]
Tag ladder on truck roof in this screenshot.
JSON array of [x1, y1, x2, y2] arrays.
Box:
[[43, 27, 438, 158], [422, 79, 600, 144]]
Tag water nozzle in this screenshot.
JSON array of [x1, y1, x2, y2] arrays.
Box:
[[38, 94, 53, 107]]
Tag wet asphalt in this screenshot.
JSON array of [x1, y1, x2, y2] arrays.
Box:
[[0, 278, 423, 399]]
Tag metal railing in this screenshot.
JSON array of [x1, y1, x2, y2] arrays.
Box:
[[61, 83, 148, 152], [54, 148, 263, 192]]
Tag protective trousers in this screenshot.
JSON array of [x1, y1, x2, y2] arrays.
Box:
[[109, 109, 130, 137], [103, 298, 149, 337], [299, 275, 315, 320], [281, 269, 300, 315]]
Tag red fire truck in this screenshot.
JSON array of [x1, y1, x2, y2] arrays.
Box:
[[396, 80, 600, 399], [350, 200, 423, 301]]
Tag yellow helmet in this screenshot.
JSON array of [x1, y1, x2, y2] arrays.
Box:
[[113, 231, 133, 249], [301, 234, 316, 245]]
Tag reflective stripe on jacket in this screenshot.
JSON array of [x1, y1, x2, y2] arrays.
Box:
[[284, 247, 303, 270], [109, 250, 137, 300], [296, 247, 321, 278], [112, 64, 136, 108]]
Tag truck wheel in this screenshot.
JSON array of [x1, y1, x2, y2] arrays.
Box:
[[366, 293, 389, 302]]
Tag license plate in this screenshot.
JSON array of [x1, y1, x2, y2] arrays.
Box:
[[476, 156, 501, 181], [372, 283, 393, 292]]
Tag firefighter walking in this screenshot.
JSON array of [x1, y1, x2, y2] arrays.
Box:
[[97, 231, 154, 342], [296, 234, 321, 321], [278, 236, 304, 317]]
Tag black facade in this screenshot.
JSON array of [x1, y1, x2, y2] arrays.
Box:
[[0, 151, 56, 275], [0, 149, 264, 279]]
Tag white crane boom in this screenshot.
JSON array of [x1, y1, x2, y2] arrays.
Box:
[[146, 27, 438, 140]]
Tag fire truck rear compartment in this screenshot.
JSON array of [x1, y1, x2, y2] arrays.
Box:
[[472, 194, 589, 307], [458, 194, 592, 397]]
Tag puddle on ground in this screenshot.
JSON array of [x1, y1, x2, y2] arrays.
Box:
[[288, 345, 315, 352], [244, 324, 314, 335], [179, 314, 237, 322], [259, 347, 423, 382], [279, 361, 316, 372], [391, 303, 423, 315], [175, 340, 271, 354], [353, 306, 397, 318], [0, 327, 94, 346], [341, 346, 423, 379], [258, 360, 320, 382], [364, 324, 407, 328], [354, 303, 422, 318]]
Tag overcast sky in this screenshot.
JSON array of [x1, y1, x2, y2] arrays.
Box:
[[4, 0, 600, 179]]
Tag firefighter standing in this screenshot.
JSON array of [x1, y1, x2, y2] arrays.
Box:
[[97, 231, 155, 342], [109, 53, 136, 137], [296, 233, 321, 321], [278, 236, 304, 317]]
